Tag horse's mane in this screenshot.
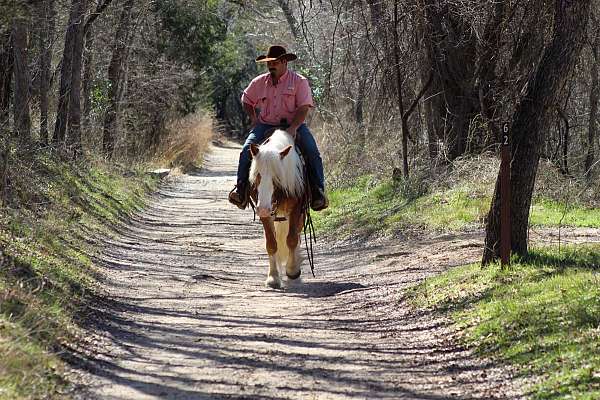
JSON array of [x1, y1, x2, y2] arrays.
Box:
[[249, 129, 305, 198]]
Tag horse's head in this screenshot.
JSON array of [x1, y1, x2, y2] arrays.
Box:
[[250, 140, 293, 218]]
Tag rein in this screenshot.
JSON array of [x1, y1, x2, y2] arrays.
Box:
[[300, 156, 317, 278], [303, 206, 317, 278]]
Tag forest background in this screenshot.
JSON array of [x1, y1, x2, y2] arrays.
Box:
[[1, 0, 600, 398], [2, 0, 599, 258]]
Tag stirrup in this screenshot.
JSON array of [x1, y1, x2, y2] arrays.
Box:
[[228, 185, 248, 210]]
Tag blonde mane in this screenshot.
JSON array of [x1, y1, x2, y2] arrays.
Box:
[[249, 129, 305, 198]]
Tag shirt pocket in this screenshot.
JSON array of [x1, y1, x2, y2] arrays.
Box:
[[282, 92, 296, 113], [254, 83, 269, 114], [258, 96, 270, 118]]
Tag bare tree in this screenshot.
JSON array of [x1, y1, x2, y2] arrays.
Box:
[[585, 17, 599, 176], [54, 0, 81, 146], [276, 0, 299, 39], [82, 28, 94, 131], [557, 106, 570, 175], [102, 0, 135, 157], [483, 0, 592, 264], [82, 0, 114, 131], [475, 0, 506, 147], [12, 18, 31, 141], [418, 0, 478, 162], [38, 0, 56, 145], [66, 0, 89, 156], [392, 0, 432, 179], [0, 31, 13, 133]]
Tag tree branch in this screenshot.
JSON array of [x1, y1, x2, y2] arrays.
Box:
[[84, 0, 113, 33], [402, 70, 433, 121]]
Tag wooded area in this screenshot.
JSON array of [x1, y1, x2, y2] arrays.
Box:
[[0, 0, 598, 263]]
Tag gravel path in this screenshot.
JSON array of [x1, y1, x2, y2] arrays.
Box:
[[76, 141, 527, 400]]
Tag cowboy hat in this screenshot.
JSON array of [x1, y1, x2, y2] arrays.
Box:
[[255, 45, 297, 63]]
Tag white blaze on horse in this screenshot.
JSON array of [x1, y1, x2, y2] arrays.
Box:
[[249, 129, 306, 289]]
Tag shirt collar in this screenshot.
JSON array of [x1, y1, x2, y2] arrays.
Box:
[[267, 69, 289, 87]]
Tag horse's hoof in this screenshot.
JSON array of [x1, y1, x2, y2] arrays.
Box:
[[265, 276, 281, 289], [286, 276, 303, 288], [286, 269, 301, 280]]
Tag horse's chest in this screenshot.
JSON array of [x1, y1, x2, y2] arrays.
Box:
[[272, 189, 296, 214]]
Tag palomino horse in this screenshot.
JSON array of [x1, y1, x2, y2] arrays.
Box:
[[249, 129, 306, 289]]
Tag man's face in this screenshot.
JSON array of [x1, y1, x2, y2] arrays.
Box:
[[267, 59, 287, 78]]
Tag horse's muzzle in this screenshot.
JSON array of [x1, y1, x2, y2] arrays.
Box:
[[257, 207, 271, 219]]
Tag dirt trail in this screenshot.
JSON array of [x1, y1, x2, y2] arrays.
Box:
[[76, 141, 530, 400]]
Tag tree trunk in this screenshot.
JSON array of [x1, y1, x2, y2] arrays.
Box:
[[82, 27, 94, 131], [476, 0, 505, 146], [365, 0, 384, 29], [557, 108, 569, 175], [276, 0, 299, 40], [418, 0, 444, 163], [81, 0, 113, 133], [102, 0, 135, 157], [414, 6, 438, 166], [0, 31, 13, 133], [482, 0, 592, 264], [419, 0, 479, 162], [84, 0, 114, 32], [355, 77, 365, 128], [38, 0, 56, 145], [585, 36, 598, 176], [53, 0, 80, 146], [66, 0, 88, 156], [12, 19, 31, 141], [393, 0, 409, 179]]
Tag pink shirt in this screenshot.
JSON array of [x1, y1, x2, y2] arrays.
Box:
[[241, 70, 314, 125]]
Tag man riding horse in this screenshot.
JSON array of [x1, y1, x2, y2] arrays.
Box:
[[228, 45, 328, 212]]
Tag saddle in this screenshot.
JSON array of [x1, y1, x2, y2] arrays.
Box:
[[229, 119, 324, 211]]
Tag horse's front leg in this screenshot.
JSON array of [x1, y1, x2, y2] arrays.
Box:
[[260, 216, 281, 289], [285, 205, 304, 280]]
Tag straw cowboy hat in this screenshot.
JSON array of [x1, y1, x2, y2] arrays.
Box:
[[255, 45, 297, 63]]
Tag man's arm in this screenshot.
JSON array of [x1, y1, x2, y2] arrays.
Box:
[[287, 104, 310, 138], [243, 102, 258, 127]]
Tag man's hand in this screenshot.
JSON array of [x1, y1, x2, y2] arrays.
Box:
[[286, 126, 298, 140], [287, 105, 309, 140], [243, 102, 258, 129]]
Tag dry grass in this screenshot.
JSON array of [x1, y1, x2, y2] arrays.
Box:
[[423, 153, 600, 209], [535, 158, 600, 207], [313, 118, 402, 188], [156, 111, 214, 172], [316, 115, 600, 210]]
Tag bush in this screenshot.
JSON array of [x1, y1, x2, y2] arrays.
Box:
[[156, 111, 214, 172]]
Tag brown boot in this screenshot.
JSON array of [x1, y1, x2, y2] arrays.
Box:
[[311, 187, 329, 211], [228, 184, 248, 210]]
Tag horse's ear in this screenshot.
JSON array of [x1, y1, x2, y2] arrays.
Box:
[[279, 145, 293, 159], [250, 144, 259, 158]]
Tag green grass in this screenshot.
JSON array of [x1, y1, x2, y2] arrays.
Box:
[[314, 175, 491, 236], [314, 176, 600, 238], [0, 150, 158, 399], [407, 245, 600, 399], [530, 199, 600, 228]]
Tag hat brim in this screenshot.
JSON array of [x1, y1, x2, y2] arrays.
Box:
[[255, 53, 297, 63]]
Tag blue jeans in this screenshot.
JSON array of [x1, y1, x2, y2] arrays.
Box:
[[237, 123, 325, 190]]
